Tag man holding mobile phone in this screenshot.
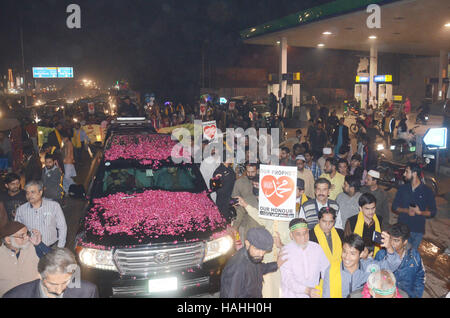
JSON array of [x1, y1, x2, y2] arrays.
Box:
[[344, 193, 382, 258], [391, 163, 437, 250]]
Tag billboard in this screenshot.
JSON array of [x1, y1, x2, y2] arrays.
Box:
[[33, 67, 74, 79]]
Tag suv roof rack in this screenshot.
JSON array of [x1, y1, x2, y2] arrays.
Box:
[[109, 117, 155, 128], [106, 117, 156, 141]]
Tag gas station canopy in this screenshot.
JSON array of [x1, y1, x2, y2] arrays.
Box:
[[241, 0, 450, 56]]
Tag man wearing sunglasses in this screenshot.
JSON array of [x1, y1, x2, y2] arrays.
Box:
[[0, 221, 51, 296]]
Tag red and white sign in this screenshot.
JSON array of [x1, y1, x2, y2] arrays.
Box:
[[202, 121, 217, 141], [200, 104, 207, 116], [229, 101, 236, 111], [88, 102, 95, 114], [259, 165, 297, 221]]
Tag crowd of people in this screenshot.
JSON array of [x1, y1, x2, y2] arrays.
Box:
[[0, 95, 440, 299], [213, 155, 433, 298], [119, 94, 286, 136], [199, 104, 436, 299]]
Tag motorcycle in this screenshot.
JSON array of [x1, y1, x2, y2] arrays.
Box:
[[389, 126, 419, 162], [415, 111, 429, 125], [376, 158, 439, 195], [343, 100, 360, 117]]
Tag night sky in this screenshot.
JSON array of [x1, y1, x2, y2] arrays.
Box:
[[0, 0, 333, 101]]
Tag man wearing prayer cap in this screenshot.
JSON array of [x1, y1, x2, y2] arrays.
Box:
[[220, 227, 286, 298], [360, 169, 390, 229], [280, 218, 329, 298], [0, 222, 50, 296]]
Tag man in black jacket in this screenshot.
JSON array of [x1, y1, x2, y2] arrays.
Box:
[[309, 122, 328, 160], [118, 96, 139, 117], [3, 248, 98, 298], [47, 123, 64, 151], [220, 227, 286, 298], [332, 117, 350, 155], [212, 151, 236, 222]]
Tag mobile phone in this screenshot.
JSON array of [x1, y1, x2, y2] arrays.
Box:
[[229, 198, 239, 206], [372, 231, 383, 245]]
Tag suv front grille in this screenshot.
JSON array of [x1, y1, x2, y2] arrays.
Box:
[[113, 242, 205, 276]]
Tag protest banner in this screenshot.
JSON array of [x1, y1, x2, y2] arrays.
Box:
[[259, 164, 297, 221], [202, 121, 217, 141]]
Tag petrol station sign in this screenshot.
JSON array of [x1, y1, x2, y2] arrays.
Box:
[[374, 75, 392, 83], [356, 76, 370, 83]]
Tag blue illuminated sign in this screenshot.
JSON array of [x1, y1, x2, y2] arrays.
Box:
[[57, 67, 74, 78], [374, 75, 392, 83], [33, 67, 58, 78], [356, 76, 370, 83], [33, 67, 74, 79], [423, 127, 448, 150]]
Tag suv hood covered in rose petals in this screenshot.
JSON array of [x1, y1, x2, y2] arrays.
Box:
[[104, 133, 190, 164], [83, 189, 227, 247]]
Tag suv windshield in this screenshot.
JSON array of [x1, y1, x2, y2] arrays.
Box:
[[96, 161, 205, 196], [254, 105, 270, 113]]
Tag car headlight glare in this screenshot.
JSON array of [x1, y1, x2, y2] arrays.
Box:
[[204, 235, 234, 262], [78, 247, 117, 271]]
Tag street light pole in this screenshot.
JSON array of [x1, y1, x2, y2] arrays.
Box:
[[20, 14, 28, 108]]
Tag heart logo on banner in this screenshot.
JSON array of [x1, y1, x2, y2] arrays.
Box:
[[204, 125, 216, 140], [261, 175, 295, 207]]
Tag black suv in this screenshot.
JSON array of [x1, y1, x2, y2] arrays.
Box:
[[75, 118, 234, 297]]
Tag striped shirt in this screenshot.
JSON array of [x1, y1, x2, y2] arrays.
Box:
[[305, 161, 321, 180], [15, 198, 67, 248], [298, 199, 343, 230]]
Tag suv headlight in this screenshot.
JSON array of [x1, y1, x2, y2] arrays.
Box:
[[77, 247, 118, 271], [204, 235, 234, 262]]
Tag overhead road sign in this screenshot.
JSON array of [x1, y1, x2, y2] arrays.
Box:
[[33, 67, 58, 78], [57, 67, 74, 78], [33, 67, 74, 79]]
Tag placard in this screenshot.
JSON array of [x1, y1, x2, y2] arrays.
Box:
[[202, 121, 217, 141], [258, 165, 297, 221], [88, 102, 95, 114], [200, 104, 206, 116]]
